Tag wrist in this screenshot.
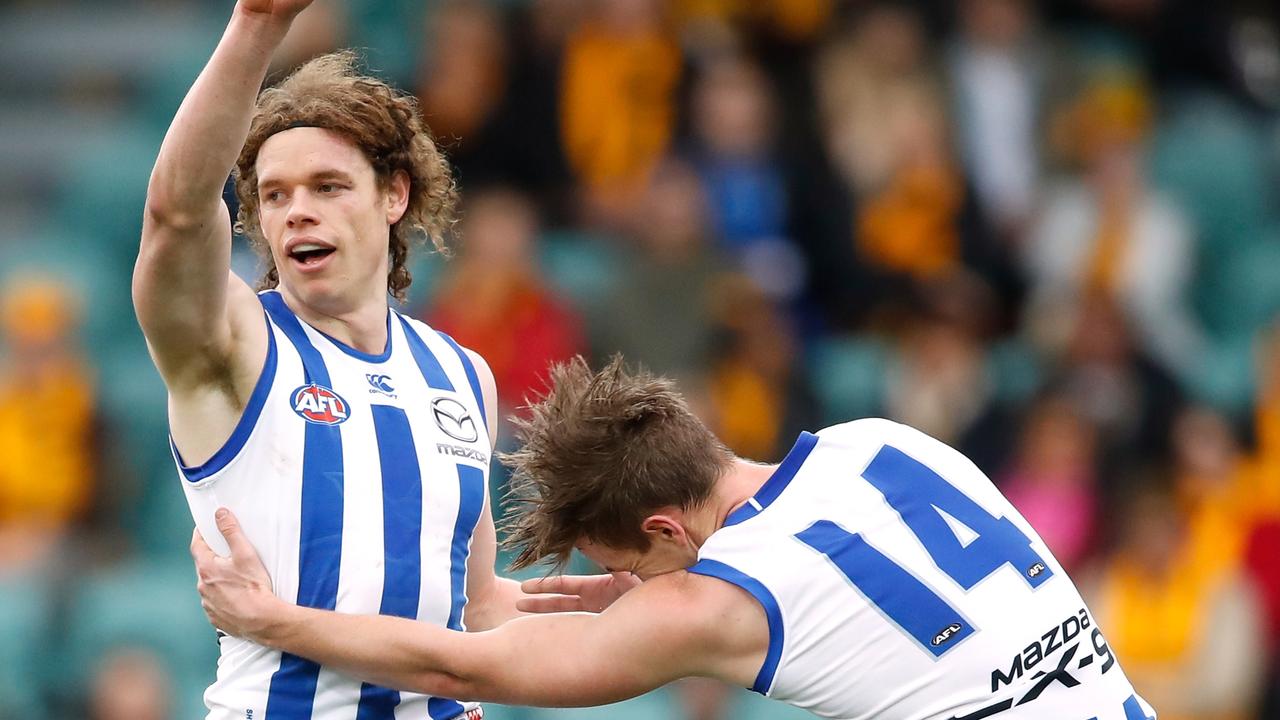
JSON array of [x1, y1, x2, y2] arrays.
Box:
[[252, 594, 299, 647], [229, 4, 292, 47]]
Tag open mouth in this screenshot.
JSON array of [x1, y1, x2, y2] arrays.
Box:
[[289, 243, 336, 266]]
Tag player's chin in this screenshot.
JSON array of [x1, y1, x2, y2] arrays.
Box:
[[286, 269, 333, 287], [283, 274, 347, 310]]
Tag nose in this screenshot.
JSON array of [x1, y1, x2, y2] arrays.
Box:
[[285, 190, 319, 229]]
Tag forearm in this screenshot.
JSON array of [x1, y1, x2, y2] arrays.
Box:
[[261, 602, 477, 700], [146, 5, 287, 222], [255, 600, 675, 708], [464, 576, 527, 631]]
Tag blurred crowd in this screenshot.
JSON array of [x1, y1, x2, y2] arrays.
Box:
[[2, 0, 1280, 718]]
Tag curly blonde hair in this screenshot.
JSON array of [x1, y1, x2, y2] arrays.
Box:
[[233, 51, 457, 302]]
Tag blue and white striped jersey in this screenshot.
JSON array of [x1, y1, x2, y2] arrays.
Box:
[[689, 419, 1157, 720], [173, 290, 489, 720]]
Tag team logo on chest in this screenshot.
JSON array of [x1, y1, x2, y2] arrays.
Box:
[[291, 384, 350, 425], [432, 396, 478, 443]]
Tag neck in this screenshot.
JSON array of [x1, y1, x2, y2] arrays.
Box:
[[688, 458, 780, 548], [280, 285, 390, 354]]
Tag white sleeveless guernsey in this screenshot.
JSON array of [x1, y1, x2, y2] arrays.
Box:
[[689, 419, 1157, 720], [173, 291, 489, 720]]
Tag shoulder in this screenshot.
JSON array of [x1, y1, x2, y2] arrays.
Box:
[[814, 419, 977, 473], [630, 570, 770, 654], [814, 417, 916, 449], [458, 347, 496, 402], [818, 416, 903, 436], [411, 326, 497, 441], [630, 569, 772, 687], [396, 315, 494, 383]]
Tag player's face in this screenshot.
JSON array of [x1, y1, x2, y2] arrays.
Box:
[[255, 127, 408, 314], [577, 532, 699, 581]]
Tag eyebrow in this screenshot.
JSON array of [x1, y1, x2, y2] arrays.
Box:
[[258, 169, 356, 189]]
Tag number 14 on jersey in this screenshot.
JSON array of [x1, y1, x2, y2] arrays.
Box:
[[796, 445, 1053, 658]]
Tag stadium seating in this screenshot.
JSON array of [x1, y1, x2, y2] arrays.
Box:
[[0, 573, 52, 717], [59, 559, 218, 719], [808, 335, 890, 424]]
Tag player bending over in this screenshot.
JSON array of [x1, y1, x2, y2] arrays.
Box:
[[194, 357, 1157, 720]]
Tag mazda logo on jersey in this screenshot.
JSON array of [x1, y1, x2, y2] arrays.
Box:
[[291, 384, 350, 425], [432, 397, 478, 443]]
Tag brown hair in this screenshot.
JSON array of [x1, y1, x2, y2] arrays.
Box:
[[501, 356, 733, 571], [233, 51, 457, 302]]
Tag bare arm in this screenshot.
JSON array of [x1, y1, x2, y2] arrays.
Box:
[[461, 497, 527, 631], [133, 1, 310, 390], [456, 347, 528, 631], [194, 510, 768, 707], [262, 591, 719, 707]]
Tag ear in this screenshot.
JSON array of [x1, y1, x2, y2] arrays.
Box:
[[384, 169, 410, 225], [641, 512, 687, 544]]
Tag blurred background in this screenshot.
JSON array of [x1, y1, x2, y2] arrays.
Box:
[[1, 0, 1279, 718]]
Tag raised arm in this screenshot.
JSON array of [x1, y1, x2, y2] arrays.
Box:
[[133, 1, 311, 390], [194, 510, 769, 706]]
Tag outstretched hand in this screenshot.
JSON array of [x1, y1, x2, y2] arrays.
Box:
[[191, 508, 281, 641], [517, 572, 642, 614]]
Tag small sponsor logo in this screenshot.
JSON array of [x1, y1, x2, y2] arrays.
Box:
[[432, 397, 478, 443], [437, 442, 488, 464], [291, 384, 350, 425], [366, 373, 396, 396], [932, 623, 963, 647], [1027, 562, 1047, 578]]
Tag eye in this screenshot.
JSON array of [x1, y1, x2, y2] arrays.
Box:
[[318, 183, 341, 194], [263, 189, 284, 203]]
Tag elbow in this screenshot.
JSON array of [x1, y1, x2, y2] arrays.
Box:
[[408, 670, 491, 705], [142, 175, 224, 233], [142, 198, 206, 234]]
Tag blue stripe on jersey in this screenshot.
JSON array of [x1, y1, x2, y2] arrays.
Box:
[[356, 405, 425, 718], [172, 307, 278, 482], [425, 464, 486, 720], [725, 432, 819, 526], [261, 291, 346, 719], [436, 332, 488, 431], [687, 559, 784, 695], [427, 697, 467, 719], [446, 464, 486, 630], [397, 315, 456, 391], [795, 520, 976, 658], [261, 292, 329, 384]]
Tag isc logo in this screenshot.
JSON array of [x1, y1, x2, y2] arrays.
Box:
[[291, 384, 350, 425]]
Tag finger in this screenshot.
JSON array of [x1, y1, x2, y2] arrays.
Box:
[[215, 508, 257, 559], [516, 595, 586, 614], [520, 575, 600, 595], [613, 571, 642, 588], [190, 529, 216, 566], [199, 601, 223, 631]]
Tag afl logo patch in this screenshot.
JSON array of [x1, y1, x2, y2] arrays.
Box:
[[432, 397, 478, 443], [291, 384, 350, 425]]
